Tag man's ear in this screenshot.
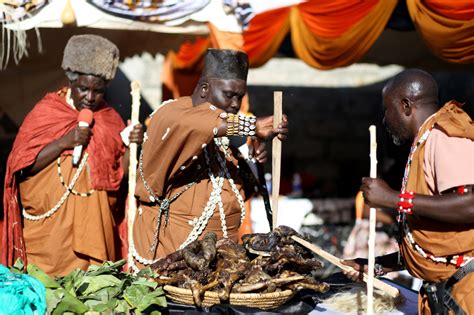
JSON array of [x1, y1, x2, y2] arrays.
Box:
[[401, 97, 413, 116], [200, 82, 210, 98]]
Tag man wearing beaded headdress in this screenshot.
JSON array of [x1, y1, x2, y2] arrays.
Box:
[[131, 49, 288, 269], [2, 34, 144, 276], [344, 69, 474, 314]]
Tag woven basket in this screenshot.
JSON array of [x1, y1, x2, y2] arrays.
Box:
[[163, 285, 295, 310]]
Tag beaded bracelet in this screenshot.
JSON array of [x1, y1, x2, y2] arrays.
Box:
[[398, 191, 415, 214], [456, 185, 469, 195], [224, 113, 256, 137]]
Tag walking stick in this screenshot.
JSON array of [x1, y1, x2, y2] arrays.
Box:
[[272, 91, 282, 230], [367, 125, 378, 314], [127, 80, 141, 270]]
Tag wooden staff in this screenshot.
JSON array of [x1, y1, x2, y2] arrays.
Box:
[[292, 236, 399, 299], [367, 125, 378, 315], [272, 91, 283, 230], [127, 80, 141, 269]]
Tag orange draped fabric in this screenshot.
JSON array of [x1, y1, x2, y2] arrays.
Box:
[[423, 0, 474, 21], [243, 7, 291, 68], [243, 0, 397, 69], [161, 37, 209, 100], [296, 0, 379, 38], [407, 0, 474, 64]]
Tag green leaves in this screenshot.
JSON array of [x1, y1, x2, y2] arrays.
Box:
[[21, 261, 166, 314], [124, 285, 166, 312], [27, 264, 61, 289]]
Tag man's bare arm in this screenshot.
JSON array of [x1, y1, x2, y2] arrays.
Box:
[[361, 177, 474, 224]]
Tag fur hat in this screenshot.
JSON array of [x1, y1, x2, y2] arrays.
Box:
[[62, 34, 119, 81], [202, 49, 248, 81]]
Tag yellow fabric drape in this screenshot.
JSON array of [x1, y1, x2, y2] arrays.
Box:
[[244, 0, 397, 70], [290, 0, 397, 69], [407, 0, 474, 63]]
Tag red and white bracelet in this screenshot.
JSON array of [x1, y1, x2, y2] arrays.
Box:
[[398, 191, 415, 214]]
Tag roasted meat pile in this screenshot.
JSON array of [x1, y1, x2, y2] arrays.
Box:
[[151, 226, 329, 307]]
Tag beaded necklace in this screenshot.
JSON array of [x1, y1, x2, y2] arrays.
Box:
[[134, 137, 246, 264], [400, 126, 434, 194], [23, 153, 90, 221], [399, 122, 473, 268], [57, 156, 95, 196], [180, 137, 246, 249]]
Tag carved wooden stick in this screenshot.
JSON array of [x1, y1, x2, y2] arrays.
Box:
[[272, 91, 282, 230], [291, 236, 399, 299], [127, 80, 141, 269], [367, 125, 378, 315]]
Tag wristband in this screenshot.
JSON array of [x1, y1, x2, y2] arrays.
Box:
[[397, 191, 414, 214]]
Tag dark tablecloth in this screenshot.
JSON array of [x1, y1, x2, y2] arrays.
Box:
[[157, 273, 418, 315]]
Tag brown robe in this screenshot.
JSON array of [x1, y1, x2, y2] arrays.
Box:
[[133, 97, 255, 266], [399, 101, 474, 314], [2, 90, 125, 269], [20, 155, 118, 276]]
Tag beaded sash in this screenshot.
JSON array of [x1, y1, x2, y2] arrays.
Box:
[[399, 125, 472, 268], [134, 137, 246, 265]]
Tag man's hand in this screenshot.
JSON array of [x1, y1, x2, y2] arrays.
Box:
[[255, 115, 288, 141], [360, 177, 399, 209], [341, 258, 368, 283], [59, 126, 92, 150], [248, 139, 267, 163], [129, 123, 144, 145]]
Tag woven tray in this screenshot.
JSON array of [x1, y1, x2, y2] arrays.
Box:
[[163, 285, 295, 310]]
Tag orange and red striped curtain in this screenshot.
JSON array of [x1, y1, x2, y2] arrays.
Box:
[[162, 0, 473, 99], [244, 0, 398, 69], [407, 0, 473, 64]]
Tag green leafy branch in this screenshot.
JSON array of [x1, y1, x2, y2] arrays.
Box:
[[11, 259, 166, 314]]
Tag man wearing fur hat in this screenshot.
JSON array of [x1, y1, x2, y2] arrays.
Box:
[[130, 49, 288, 269], [2, 34, 144, 276]]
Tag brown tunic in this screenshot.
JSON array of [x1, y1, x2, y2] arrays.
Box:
[[20, 155, 117, 276], [133, 97, 254, 266], [399, 101, 474, 314]]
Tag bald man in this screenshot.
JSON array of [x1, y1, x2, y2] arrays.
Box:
[[130, 49, 288, 270], [344, 69, 474, 314]]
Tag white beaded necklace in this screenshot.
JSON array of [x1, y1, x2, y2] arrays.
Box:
[[179, 137, 246, 249], [132, 137, 247, 265], [23, 153, 89, 221], [400, 122, 473, 268]]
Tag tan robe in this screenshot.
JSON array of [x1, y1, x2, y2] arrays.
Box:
[[20, 155, 117, 276], [399, 101, 474, 314], [133, 97, 254, 267]]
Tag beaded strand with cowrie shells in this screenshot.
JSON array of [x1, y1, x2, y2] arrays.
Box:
[[180, 137, 246, 249]]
